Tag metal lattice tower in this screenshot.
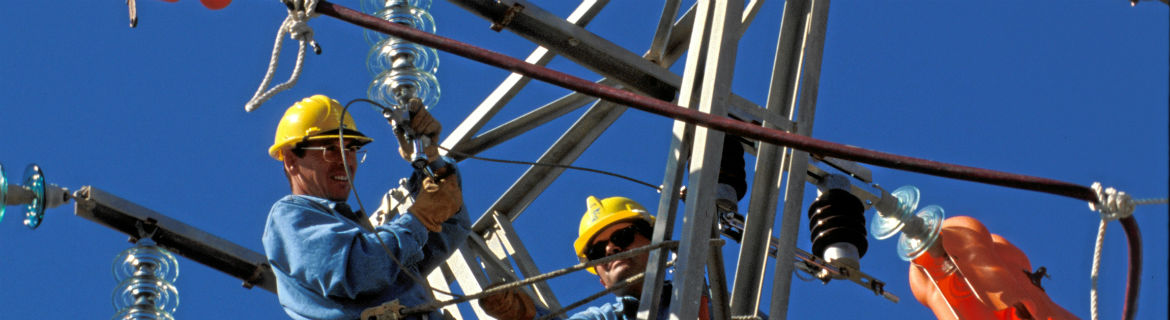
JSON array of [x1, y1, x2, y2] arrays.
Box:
[[423, 1, 865, 319]]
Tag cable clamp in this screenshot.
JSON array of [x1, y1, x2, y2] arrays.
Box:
[[360, 299, 406, 320], [370, 178, 415, 226]]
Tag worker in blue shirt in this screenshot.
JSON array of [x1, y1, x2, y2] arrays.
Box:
[[262, 95, 469, 320], [477, 136, 752, 320], [478, 196, 711, 320]]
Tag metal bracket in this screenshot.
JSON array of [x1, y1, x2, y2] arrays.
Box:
[[132, 218, 159, 243], [370, 178, 415, 227], [360, 299, 406, 320], [793, 248, 899, 303], [490, 3, 525, 32], [718, 210, 899, 303]]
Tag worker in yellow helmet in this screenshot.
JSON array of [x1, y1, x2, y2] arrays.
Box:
[[480, 196, 712, 320], [261, 95, 468, 320]]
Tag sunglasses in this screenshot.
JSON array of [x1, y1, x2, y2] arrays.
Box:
[[583, 225, 647, 262]]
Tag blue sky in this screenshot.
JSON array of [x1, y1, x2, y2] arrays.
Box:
[[1, 1, 1166, 319]]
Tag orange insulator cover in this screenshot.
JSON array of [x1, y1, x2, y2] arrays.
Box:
[[909, 216, 1078, 320]]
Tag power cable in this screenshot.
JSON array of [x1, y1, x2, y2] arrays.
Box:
[[436, 145, 661, 192], [337, 99, 465, 301]]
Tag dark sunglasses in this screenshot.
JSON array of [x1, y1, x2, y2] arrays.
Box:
[[584, 225, 647, 261]]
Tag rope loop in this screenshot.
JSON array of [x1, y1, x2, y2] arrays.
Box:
[[1089, 182, 1135, 222], [284, 0, 320, 53], [243, 0, 321, 112]]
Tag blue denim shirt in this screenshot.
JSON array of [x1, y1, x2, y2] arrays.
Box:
[[262, 189, 470, 319], [565, 282, 674, 320]]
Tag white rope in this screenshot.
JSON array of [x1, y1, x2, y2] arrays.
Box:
[[244, 0, 320, 112], [1090, 218, 1107, 320], [1086, 182, 1169, 320]]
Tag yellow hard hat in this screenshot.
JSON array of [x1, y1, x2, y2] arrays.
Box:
[[574, 195, 655, 273], [269, 95, 374, 161]]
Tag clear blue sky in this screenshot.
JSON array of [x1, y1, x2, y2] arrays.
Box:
[[1, 1, 1166, 319]]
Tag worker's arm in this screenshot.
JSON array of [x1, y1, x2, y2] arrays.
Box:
[[263, 195, 432, 300], [408, 166, 471, 273]]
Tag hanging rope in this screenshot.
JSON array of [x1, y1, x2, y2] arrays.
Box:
[[244, 0, 321, 112], [1088, 183, 1167, 320]]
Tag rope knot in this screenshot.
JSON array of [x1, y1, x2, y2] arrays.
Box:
[[284, 0, 321, 54], [285, 18, 313, 41], [243, 0, 321, 112], [1089, 182, 1135, 221]]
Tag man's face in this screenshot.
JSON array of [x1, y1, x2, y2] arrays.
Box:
[[284, 139, 362, 201], [590, 221, 652, 293]]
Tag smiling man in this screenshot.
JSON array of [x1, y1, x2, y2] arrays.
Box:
[[262, 95, 468, 320]]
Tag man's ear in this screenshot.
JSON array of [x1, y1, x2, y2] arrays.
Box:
[[281, 149, 298, 174]]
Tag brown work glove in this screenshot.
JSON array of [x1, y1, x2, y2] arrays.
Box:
[[410, 174, 462, 232], [478, 284, 536, 320], [396, 98, 442, 162]]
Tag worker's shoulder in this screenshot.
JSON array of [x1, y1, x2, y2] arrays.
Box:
[[269, 194, 333, 216]]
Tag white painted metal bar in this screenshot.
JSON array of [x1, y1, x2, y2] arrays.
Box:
[[449, 0, 792, 133], [728, 0, 811, 316], [636, 105, 693, 320], [443, 0, 610, 150], [487, 212, 562, 311], [769, 0, 832, 319], [470, 100, 626, 232], [647, 0, 682, 65], [442, 246, 492, 319], [669, 0, 744, 319], [425, 264, 465, 319], [448, 0, 679, 99], [707, 225, 732, 320], [452, 87, 603, 158]]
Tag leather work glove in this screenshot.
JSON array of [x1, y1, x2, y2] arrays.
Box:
[[396, 98, 442, 162], [410, 174, 462, 232], [478, 283, 536, 320]]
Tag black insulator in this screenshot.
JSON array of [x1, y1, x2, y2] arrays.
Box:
[[718, 135, 748, 201], [807, 189, 868, 259]]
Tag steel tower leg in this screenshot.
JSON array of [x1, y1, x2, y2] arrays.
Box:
[[768, 1, 832, 319], [666, 0, 743, 319]]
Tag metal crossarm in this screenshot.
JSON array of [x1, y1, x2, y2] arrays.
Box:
[[73, 186, 277, 293]]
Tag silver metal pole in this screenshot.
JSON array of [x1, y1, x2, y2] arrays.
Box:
[[769, 1, 832, 319], [728, 0, 810, 316], [669, 0, 743, 319]]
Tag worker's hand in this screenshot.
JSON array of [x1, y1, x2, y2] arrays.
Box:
[[478, 283, 536, 320], [410, 174, 462, 232], [396, 98, 442, 162], [909, 216, 1077, 320]]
